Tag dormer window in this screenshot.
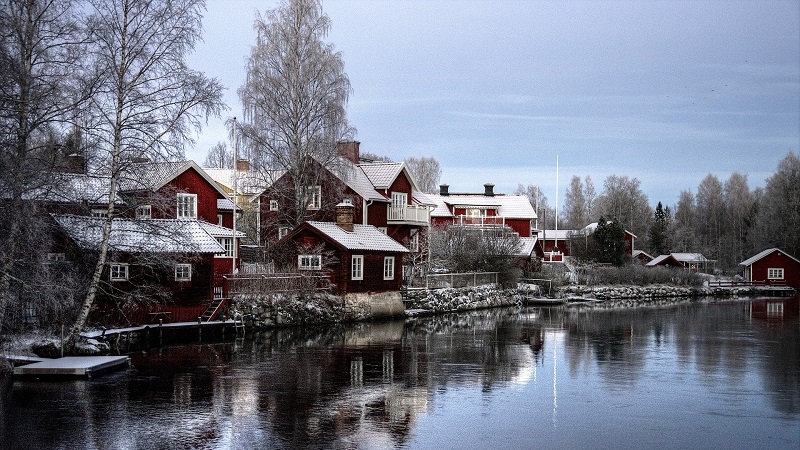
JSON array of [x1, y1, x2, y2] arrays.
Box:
[[176, 193, 197, 219]]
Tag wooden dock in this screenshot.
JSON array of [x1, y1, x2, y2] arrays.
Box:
[[13, 356, 130, 378]]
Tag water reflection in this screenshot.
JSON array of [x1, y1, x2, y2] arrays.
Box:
[[1, 298, 798, 449]]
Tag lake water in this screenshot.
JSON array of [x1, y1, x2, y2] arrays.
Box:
[[2, 297, 798, 449]]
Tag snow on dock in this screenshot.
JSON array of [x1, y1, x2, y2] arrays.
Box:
[[13, 356, 130, 378]]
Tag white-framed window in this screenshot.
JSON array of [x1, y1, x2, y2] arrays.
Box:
[[216, 237, 234, 257], [378, 227, 388, 234], [391, 192, 407, 208], [767, 268, 784, 279], [91, 209, 108, 218], [278, 226, 291, 240], [298, 254, 322, 270], [269, 199, 279, 211], [135, 205, 152, 219], [409, 231, 420, 252], [383, 256, 395, 280], [217, 214, 223, 226], [351, 255, 363, 280], [176, 193, 197, 219], [304, 185, 321, 210], [110, 264, 128, 281], [175, 264, 192, 281], [47, 252, 66, 262]]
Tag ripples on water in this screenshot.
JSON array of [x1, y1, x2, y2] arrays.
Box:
[[1, 297, 798, 449]]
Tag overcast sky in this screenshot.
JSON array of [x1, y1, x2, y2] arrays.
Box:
[[186, 0, 800, 209]]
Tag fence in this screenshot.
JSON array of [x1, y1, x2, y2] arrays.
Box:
[[408, 272, 499, 289], [224, 273, 332, 296]]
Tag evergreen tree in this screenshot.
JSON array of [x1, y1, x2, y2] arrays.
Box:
[[592, 217, 628, 266], [649, 202, 671, 255]]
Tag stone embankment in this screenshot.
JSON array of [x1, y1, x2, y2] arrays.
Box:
[[403, 284, 539, 314], [558, 284, 700, 300]]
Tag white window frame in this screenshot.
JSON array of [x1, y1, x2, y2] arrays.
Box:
[[217, 214, 223, 226], [383, 256, 395, 280], [351, 255, 364, 280], [278, 226, 291, 240], [175, 264, 192, 281], [409, 231, 420, 252], [135, 205, 152, 219], [91, 209, 108, 218], [391, 192, 407, 208], [766, 302, 784, 315], [47, 252, 66, 262], [298, 254, 322, 271], [176, 193, 197, 219], [305, 185, 321, 210], [110, 264, 128, 281], [269, 199, 279, 211], [767, 268, 784, 280], [216, 237, 234, 258]]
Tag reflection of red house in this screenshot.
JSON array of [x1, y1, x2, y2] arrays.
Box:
[[747, 298, 800, 323], [740, 248, 800, 289]]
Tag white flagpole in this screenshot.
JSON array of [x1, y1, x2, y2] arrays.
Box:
[[232, 117, 238, 274]]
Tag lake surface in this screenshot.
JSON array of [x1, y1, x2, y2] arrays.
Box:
[[2, 297, 798, 449]]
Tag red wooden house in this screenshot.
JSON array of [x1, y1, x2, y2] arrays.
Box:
[[740, 248, 800, 289], [50, 214, 227, 324], [118, 161, 244, 278], [278, 201, 409, 295], [427, 184, 537, 238], [257, 142, 430, 268], [537, 222, 637, 262]]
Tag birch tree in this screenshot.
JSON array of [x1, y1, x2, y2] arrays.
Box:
[[594, 175, 652, 241], [238, 0, 353, 227], [202, 141, 232, 168], [66, 0, 224, 346], [755, 151, 800, 256], [516, 183, 556, 229], [0, 0, 91, 337], [404, 156, 441, 194], [563, 175, 587, 229]]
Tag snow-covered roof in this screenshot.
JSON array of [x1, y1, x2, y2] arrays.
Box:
[[646, 254, 682, 266], [538, 229, 573, 240], [517, 237, 538, 257], [52, 214, 225, 254], [204, 168, 281, 197], [425, 193, 536, 219], [198, 221, 246, 238], [412, 191, 438, 206], [118, 161, 230, 199], [740, 248, 800, 266], [305, 221, 409, 253], [23, 173, 118, 204], [359, 162, 419, 191], [332, 158, 388, 202], [216, 198, 240, 211], [632, 250, 654, 260], [671, 252, 710, 263]]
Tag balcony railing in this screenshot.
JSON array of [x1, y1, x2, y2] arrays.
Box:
[[388, 205, 430, 224], [454, 215, 506, 227]]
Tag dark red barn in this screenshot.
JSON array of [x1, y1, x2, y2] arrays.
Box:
[[740, 248, 800, 289]]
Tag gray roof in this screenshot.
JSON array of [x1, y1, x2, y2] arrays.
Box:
[[517, 237, 538, 257], [204, 168, 282, 198], [740, 248, 800, 266], [198, 221, 246, 238], [217, 198, 240, 211], [52, 214, 225, 254], [12, 173, 117, 204], [305, 221, 409, 253], [359, 162, 419, 191]]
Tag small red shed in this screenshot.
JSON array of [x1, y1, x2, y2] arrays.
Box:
[[739, 248, 800, 289]]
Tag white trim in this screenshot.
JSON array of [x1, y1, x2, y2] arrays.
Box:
[[298, 254, 322, 270], [135, 205, 152, 219], [767, 268, 784, 280], [175, 263, 192, 281], [216, 237, 234, 258], [176, 193, 197, 219], [110, 264, 128, 281], [351, 255, 364, 280], [383, 256, 395, 280]]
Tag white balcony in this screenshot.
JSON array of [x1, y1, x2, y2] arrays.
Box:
[[388, 205, 430, 224], [453, 215, 506, 227]]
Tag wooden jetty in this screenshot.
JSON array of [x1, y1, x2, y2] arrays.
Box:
[[13, 356, 130, 378]]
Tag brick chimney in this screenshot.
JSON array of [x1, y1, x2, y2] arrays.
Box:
[[439, 184, 449, 196], [236, 159, 250, 171], [337, 141, 360, 164], [484, 183, 495, 197], [335, 199, 355, 232]]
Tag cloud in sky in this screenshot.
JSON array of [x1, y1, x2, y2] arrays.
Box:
[[187, 0, 799, 208]]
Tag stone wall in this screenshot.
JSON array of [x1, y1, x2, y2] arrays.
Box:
[[231, 291, 405, 330], [403, 284, 538, 314]]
